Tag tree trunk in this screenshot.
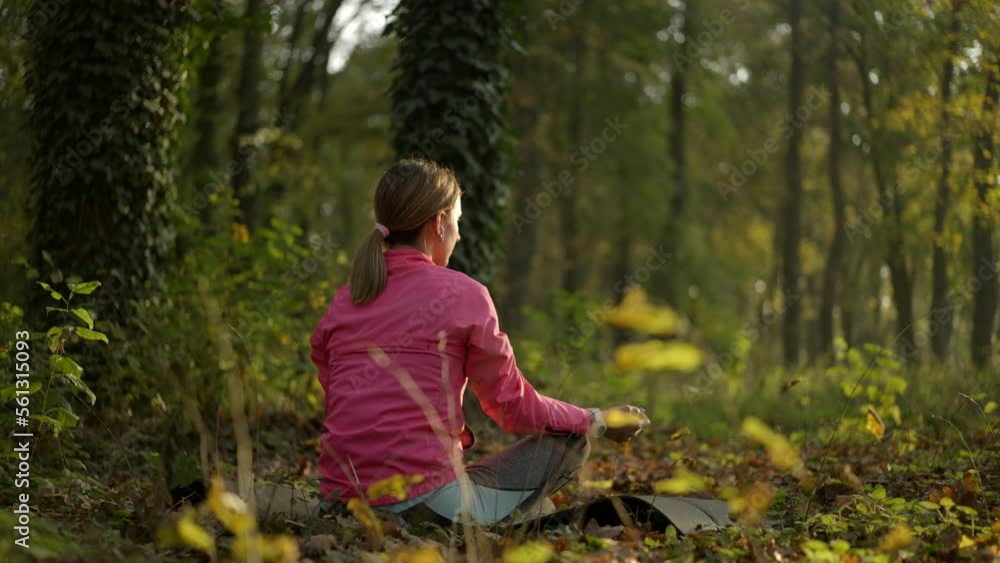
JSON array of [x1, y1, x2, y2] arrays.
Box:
[[561, 22, 586, 294], [663, 2, 692, 307], [819, 0, 846, 360], [281, 0, 345, 131], [232, 0, 265, 231], [278, 0, 310, 105], [503, 97, 543, 330], [610, 158, 634, 349], [781, 0, 804, 367], [26, 0, 188, 326], [387, 0, 514, 282], [853, 42, 915, 359], [189, 36, 225, 229], [970, 57, 998, 369], [930, 0, 962, 361]]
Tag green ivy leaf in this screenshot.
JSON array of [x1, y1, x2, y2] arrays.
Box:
[[71, 308, 95, 329], [68, 281, 101, 295], [76, 328, 109, 345]]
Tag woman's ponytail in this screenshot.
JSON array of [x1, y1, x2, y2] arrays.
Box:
[[349, 229, 388, 305], [347, 158, 462, 305]]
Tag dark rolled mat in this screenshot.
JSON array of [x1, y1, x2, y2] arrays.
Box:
[[516, 494, 733, 535]]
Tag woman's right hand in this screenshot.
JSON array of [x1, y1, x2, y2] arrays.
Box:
[[602, 405, 650, 443]]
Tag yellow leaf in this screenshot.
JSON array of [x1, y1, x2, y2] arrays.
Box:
[[958, 535, 976, 549], [781, 377, 802, 392], [984, 401, 997, 414], [653, 467, 706, 494], [366, 473, 425, 502], [879, 523, 914, 552], [582, 479, 614, 490], [615, 340, 703, 373], [727, 481, 773, 526], [605, 287, 681, 335], [502, 541, 553, 563], [233, 534, 301, 563], [232, 223, 250, 244], [866, 406, 886, 440], [392, 545, 446, 563], [741, 417, 802, 472], [669, 426, 690, 440], [605, 409, 647, 428], [347, 498, 383, 532], [206, 476, 256, 535], [176, 508, 215, 555], [842, 465, 862, 491]]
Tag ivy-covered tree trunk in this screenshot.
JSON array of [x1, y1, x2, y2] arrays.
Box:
[[26, 1, 189, 324], [385, 0, 515, 283]]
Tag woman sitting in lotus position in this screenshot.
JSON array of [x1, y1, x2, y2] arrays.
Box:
[[310, 158, 648, 525]]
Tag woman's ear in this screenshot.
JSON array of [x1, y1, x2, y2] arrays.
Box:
[[427, 212, 443, 239]]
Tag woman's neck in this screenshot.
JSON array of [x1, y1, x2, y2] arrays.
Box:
[[388, 241, 433, 257]]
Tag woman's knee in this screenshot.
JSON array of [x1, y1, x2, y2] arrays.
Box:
[[565, 433, 591, 467]]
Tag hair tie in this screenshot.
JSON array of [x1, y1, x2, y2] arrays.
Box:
[[374, 223, 389, 237]]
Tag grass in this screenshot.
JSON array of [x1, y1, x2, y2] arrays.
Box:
[[1, 350, 996, 562]]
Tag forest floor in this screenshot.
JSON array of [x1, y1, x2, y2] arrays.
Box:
[[2, 409, 998, 563]]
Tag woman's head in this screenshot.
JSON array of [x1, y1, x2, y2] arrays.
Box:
[[350, 159, 463, 304]]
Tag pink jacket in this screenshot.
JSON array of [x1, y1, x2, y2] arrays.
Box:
[[310, 248, 591, 506]]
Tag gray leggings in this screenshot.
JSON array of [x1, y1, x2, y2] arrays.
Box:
[[386, 433, 591, 526]]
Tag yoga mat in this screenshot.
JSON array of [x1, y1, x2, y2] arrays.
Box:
[[518, 494, 733, 535]]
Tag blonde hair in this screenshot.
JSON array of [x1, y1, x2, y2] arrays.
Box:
[[350, 158, 462, 305]]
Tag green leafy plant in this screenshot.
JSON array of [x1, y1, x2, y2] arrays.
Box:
[[0, 281, 106, 446], [33, 281, 107, 435]]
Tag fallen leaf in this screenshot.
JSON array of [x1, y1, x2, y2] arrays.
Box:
[[879, 523, 913, 552], [842, 465, 862, 491], [502, 541, 553, 563], [866, 406, 886, 440]]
